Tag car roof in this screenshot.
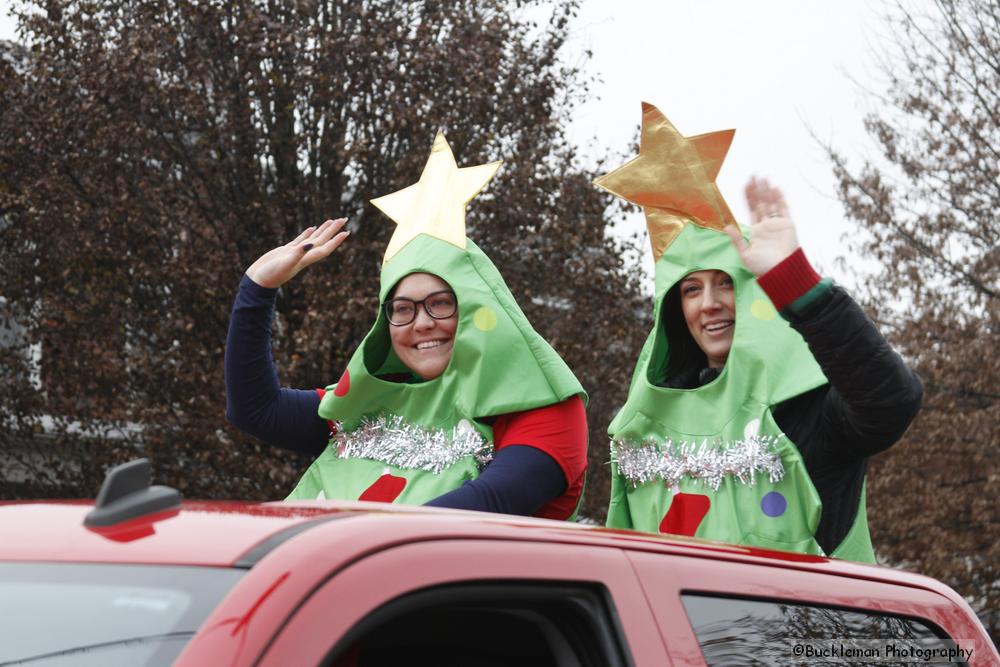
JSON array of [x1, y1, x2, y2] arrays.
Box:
[[0, 499, 962, 601], [0, 500, 355, 566]]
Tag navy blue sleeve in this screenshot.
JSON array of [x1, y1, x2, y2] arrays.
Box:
[[424, 445, 567, 515], [224, 274, 330, 458]]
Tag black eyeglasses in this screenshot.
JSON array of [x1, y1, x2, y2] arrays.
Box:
[[383, 290, 458, 326]]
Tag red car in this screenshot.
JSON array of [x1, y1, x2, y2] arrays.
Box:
[[1, 459, 995, 666]]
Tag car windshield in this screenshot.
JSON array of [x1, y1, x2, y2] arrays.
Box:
[[0, 562, 243, 666]]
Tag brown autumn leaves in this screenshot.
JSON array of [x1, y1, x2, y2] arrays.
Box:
[[0, 0, 648, 518], [828, 0, 999, 640]]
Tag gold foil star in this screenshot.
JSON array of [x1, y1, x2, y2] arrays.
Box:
[[371, 132, 502, 265], [594, 102, 737, 262]]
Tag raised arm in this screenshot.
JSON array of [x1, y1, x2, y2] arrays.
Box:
[[225, 219, 350, 456], [729, 179, 922, 459]]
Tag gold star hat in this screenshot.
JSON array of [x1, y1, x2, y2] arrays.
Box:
[[594, 101, 738, 264], [287, 133, 585, 509], [594, 102, 825, 404]]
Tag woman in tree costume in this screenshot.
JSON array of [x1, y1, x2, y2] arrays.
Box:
[[226, 133, 587, 519], [596, 103, 922, 561]]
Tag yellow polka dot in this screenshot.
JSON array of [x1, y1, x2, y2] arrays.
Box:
[[473, 307, 498, 331], [750, 299, 777, 320]]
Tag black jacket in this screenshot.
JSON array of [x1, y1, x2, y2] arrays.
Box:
[[666, 284, 923, 554]]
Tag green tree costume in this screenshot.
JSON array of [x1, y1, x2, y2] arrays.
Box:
[[288, 134, 585, 507], [597, 103, 875, 562]]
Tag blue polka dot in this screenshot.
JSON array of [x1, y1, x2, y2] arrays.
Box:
[[761, 491, 787, 517]]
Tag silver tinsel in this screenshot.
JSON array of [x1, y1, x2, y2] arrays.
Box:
[[613, 434, 785, 490], [331, 414, 492, 474]]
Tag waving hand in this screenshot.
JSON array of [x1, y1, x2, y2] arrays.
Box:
[[245, 218, 349, 289], [724, 177, 800, 277]]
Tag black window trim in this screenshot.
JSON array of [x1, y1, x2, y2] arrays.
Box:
[[679, 589, 966, 665], [679, 588, 961, 639], [321, 580, 636, 667]]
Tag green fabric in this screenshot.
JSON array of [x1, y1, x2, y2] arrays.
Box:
[[287, 445, 480, 504], [607, 223, 874, 561], [287, 233, 586, 506]]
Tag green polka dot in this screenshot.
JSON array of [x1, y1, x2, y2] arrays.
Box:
[[473, 307, 498, 331], [750, 299, 777, 320]]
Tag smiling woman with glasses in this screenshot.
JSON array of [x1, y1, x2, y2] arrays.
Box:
[[379, 275, 459, 382], [225, 133, 588, 520]]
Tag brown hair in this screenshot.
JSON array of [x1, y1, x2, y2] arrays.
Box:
[[658, 283, 707, 385]]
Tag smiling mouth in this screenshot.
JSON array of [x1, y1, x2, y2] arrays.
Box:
[[703, 321, 734, 334], [415, 339, 450, 350]]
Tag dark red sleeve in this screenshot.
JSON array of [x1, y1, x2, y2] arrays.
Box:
[[756, 248, 822, 311], [491, 395, 588, 520]]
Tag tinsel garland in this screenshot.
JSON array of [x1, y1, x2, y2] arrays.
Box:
[[332, 414, 493, 474], [613, 434, 785, 490]]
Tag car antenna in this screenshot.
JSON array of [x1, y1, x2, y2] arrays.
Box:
[[84, 458, 182, 527]]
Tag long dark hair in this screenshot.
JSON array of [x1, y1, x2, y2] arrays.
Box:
[[657, 283, 707, 387]]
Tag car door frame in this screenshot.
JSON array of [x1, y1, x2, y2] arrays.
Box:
[[256, 538, 671, 666]]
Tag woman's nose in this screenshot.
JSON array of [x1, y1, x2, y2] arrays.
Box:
[[701, 287, 721, 310], [412, 307, 436, 330]]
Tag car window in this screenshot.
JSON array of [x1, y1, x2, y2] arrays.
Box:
[[325, 583, 631, 667], [681, 594, 967, 666], [0, 562, 243, 667]]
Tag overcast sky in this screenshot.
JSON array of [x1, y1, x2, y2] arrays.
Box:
[[563, 0, 899, 282], [0, 1, 902, 283]]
